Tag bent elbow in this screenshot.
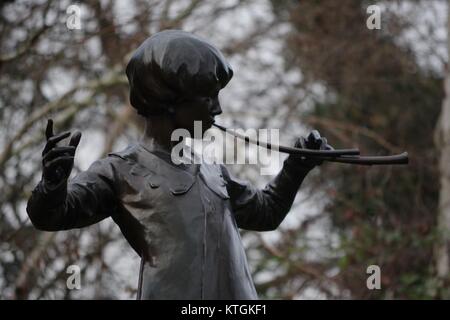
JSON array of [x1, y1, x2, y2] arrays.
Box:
[[263, 204, 289, 231], [253, 216, 284, 232], [26, 201, 60, 232], [266, 218, 283, 231]]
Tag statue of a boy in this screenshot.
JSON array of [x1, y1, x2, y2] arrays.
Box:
[[27, 30, 333, 299]]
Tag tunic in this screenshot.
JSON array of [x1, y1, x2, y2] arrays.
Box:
[[26, 142, 309, 299]]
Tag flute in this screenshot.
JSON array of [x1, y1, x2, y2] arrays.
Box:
[[212, 123, 409, 166]]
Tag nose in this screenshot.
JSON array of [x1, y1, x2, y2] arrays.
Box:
[[209, 97, 222, 116]]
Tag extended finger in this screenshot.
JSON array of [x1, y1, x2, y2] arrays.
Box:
[[43, 146, 76, 163], [69, 131, 82, 148], [47, 131, 71, 145], [45, 119, 54, 140]]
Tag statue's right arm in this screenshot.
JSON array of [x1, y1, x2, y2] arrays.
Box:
[[26, 158, 119, 231], [26, 119, 119, 231]]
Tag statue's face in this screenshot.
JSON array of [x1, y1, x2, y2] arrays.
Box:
[[173, 93, 222, 135]]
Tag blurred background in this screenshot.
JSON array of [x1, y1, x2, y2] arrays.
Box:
[[0, 0, 449, 299]]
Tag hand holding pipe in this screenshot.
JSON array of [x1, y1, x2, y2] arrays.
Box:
[[212, 123, 409, 166]]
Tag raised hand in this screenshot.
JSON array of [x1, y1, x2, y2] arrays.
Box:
[[42, 119, 82, 186]]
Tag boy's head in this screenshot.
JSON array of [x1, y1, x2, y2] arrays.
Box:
[[126, 30, 233, 132]]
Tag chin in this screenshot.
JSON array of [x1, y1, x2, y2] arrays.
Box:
[[204, 121, 213, 130]]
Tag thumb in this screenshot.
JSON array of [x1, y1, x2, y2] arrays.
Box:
[[69, 131, 82, 148], [45, 119, 54, 140]]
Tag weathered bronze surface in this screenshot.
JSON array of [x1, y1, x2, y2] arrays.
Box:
[[27, 30, 331, 299]]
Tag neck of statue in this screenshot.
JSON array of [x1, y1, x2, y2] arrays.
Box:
[[141, 115, 180, 153]]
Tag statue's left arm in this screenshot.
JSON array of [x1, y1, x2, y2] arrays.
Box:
[[222, 130, 332, 231]]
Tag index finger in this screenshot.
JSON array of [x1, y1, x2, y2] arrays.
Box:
[[46, 119, 54, 141], [47, 131, 71, 145]]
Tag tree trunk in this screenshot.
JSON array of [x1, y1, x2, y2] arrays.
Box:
[[434, 2, 450, 283]]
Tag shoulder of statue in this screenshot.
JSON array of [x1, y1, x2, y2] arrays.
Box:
[[107, 144, 141, 163]]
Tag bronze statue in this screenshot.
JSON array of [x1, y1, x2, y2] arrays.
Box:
[[26, 30, 334, 299]]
